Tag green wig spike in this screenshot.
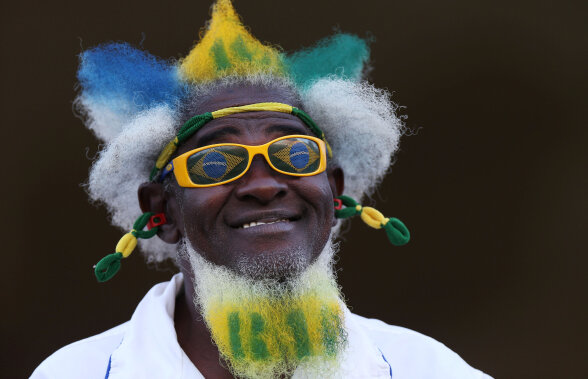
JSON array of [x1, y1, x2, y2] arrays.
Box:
[[285, 33, 370, 88]]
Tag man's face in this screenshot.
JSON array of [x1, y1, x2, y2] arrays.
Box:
[[170, 85, 339, 279]]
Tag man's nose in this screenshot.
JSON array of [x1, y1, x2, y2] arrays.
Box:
[[234, 155, 288, 204]]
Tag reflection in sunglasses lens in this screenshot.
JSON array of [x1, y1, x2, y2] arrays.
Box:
[[269, 138, 321, 174], [187, 146, 249, 185]]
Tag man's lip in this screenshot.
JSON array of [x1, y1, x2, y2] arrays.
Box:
[[228, 211, 300, 228]]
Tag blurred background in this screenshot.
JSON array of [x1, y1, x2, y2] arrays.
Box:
[[2, 0, 586, 377]]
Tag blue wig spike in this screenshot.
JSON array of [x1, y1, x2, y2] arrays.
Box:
[[285, 33, 370, 89], [77, 43, 182, 119]]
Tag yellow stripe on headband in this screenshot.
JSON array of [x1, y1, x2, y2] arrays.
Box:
[[155, 137, 179, 170], [211, 102, 293, 118]]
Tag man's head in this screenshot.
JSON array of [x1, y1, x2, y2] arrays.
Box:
[[79, 0, 403, 263], [79, 0, 402, 266], [83, 74, 403, 265], [139, 82, 344, 280]]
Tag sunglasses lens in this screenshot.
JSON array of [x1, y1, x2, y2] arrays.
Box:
[[186, 145, 249, 185], [268, 137, 322, 174]]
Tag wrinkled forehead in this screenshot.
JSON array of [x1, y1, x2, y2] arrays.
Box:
[[184, 83, 302, 117], [176, 83, 308, 151]]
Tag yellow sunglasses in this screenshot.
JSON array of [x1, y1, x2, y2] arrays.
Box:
[[170, 135, 328, 187]]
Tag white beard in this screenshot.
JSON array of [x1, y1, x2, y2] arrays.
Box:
[[177, 237, 347, 378]]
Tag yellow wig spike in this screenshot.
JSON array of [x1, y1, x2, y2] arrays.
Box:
[[180, 0, 286, 83]]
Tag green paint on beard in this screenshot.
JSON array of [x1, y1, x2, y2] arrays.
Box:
[[250, 312, 270, 360], [287, 309, 312, 359], [229, 312, 245, 359]]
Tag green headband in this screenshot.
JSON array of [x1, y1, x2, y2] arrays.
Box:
[[149, 102, 333, 181]]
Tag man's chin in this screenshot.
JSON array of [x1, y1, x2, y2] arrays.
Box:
[[177, 237, 347, 378], [233, 248, 313, 281]]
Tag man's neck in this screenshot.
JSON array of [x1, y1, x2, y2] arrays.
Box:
[[174, 280, 233, 378]]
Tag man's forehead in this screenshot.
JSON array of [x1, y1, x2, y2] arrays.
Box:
[[179, 112, 312, 152], [193, 84, 300, 114], [175, 83, 308, 151]]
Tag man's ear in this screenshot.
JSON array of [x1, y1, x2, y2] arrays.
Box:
[[327, 165, 344, 198], [138, 182, 183, 244], [327, 166, 344, 227]]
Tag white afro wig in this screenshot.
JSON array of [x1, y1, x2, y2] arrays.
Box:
[[83, 76, 403, 262]]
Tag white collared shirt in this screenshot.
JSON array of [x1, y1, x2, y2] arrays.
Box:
[[31, 274, 491, 378]]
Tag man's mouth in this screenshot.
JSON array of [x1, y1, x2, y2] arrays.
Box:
[[229, 211, 300, 230], [240, 218, 290, 229]]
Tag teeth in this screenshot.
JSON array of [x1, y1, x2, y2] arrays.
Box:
[[241, 219, 289, 229]]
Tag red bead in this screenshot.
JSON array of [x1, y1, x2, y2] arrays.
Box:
[[147, 213, 167, 230]]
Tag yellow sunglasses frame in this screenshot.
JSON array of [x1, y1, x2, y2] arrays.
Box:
[[172, 134, 328, 188]]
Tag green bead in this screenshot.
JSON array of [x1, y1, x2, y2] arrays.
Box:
[[94, 252, 123, 282], [335, 207, 359, 219], [384, 218, 410, 246]]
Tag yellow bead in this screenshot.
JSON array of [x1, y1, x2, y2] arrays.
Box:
[[360, 207, 386, 229], [115, 232, 138, 258]]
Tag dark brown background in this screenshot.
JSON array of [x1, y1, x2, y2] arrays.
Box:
[[2, 0, 586, 377]]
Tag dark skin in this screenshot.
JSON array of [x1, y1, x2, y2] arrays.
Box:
[[138, 85, 344, 377]]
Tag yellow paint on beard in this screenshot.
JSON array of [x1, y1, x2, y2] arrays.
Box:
[[206, 296, 345, 378]]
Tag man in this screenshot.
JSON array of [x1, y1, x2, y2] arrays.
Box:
[[32, 1, 491, 377]]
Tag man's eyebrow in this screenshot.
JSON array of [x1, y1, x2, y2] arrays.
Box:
[[266, 124, 311, 136], [196, 126, 242, 147], [197, 123, 312, 147]]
